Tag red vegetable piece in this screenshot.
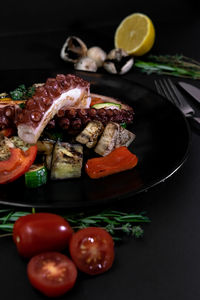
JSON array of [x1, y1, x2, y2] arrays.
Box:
[[90, 96, 105, 107], [69, 227, 114, 275], [13, 213, 73, 258], [27, 252, 77, 297], [85, 146, 138, 179], [0, 128, 14, 137], [0, 145, 37, 184]]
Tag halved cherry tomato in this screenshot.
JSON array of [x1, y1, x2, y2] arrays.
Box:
[[27, 252, 77, 297], [69, 227, 114, 275], [0, 144, 37, 184], [13, 213, 73, 258]]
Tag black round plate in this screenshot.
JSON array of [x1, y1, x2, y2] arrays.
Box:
[[0, 70, 190, 208]]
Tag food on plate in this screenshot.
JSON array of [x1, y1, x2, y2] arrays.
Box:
[[114, 13, 155, 56], [75, 120, 104, 148], [27, 252, 77, 297], [0, 136, 37, 184], [51, 142, 83, 179], [25, 163, 48, 188], [85, 146, 138, 179], [69, 227, 114, 275], [0, 127, 14, 137], [95, 122, 136, 156], [0, 91, 134, 136], [13, 212, 73, 258], [91, 101, 121, 109], [0, 73, 138, 185], [36, 139, 55, 169], [16, 74, 91, 144]]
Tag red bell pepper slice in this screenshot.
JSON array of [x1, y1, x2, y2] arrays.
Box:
[[0, 145, 37, 184], [85, 146, 138, 179]]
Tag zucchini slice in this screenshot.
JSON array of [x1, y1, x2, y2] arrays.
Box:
[[92, 102, 121, 109], [25, 164, 48, 188]]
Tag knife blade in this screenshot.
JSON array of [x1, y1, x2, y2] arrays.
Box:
[[178, 81, 200, 104]]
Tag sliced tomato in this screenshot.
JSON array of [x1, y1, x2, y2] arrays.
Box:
[[27, 252, 77, 297], [13, 213, 73, 258], [0, 144, 37, 184], [69, 227, 114, 275]]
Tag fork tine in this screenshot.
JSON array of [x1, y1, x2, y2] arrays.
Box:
[[155, 79, 173, 103], [154, 80, 164, 97], [154, 78, 194, 117], [166, 79, 182, 107]]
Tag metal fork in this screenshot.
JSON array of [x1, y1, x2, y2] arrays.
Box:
[[155, 78, 200, 127]]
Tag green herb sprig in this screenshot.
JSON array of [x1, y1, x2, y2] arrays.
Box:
[[135, 54, 200, 79], [0, 209, 150, 240]]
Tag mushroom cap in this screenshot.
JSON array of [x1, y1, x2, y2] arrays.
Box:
[[60, 36, 88, 63], [74, 57, 98, 72], [87, 47, 107, 67], [103, 48, 134, 75]]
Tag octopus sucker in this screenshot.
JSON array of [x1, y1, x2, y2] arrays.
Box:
[[16, 74, 91, 144]]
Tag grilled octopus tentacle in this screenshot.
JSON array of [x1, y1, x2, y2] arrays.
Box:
[[16, 74, 91, 143], [0, 74, 134, 137]]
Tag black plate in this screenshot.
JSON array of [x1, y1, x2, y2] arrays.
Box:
[[0, 70, 190, 208]]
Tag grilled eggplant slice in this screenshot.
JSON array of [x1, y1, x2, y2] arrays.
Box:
[[51, 142, 83, 179], [37, 140, 55, 170], [95, 122, 135, 156], [37, 140, 55, 155], [75, 121, 104, 148]]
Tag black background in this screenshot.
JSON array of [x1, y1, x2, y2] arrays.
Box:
[[1, 1, 200, 300]]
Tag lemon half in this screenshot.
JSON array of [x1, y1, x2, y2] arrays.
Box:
[[114, 13, 155, 56]]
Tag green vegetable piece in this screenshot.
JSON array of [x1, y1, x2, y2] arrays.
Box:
[[25, 164, 48, 188], [92, 102, 121, 109]]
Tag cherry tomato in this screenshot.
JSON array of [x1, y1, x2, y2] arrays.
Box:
[[69, 227, 114, 275], [13, 213, 73, 258], [27, 252, 77, 297]]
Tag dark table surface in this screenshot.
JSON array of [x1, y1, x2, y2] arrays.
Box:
[[0, 10, 200, 300]]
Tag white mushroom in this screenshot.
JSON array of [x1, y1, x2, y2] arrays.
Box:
[[74, 57, 98, 72], [60, 36, 88, 63], [87, 47, 107, 67], [103, 48, 134, 75]]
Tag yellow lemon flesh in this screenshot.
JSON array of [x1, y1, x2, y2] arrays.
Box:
[[114, 13, 155, 56]]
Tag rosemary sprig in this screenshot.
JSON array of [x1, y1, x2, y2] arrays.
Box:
[[0, 209, 150, 240], [135, 54, 200, 79]]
